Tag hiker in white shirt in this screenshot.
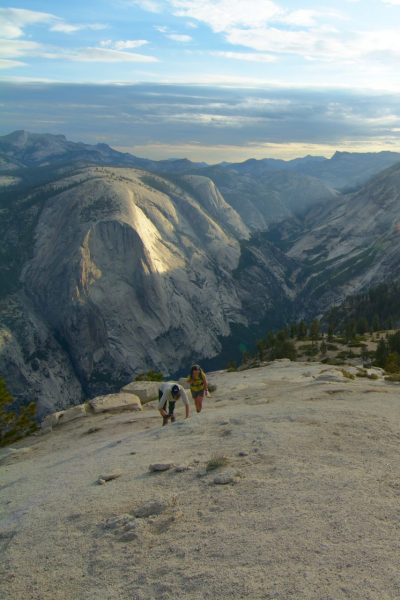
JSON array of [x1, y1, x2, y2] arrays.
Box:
[[158, 382, 190, 426]]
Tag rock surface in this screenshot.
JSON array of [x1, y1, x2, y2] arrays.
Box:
[[89, 392, 142, 413], [121, 381, 159, 403], [1, 361, 399, 599]]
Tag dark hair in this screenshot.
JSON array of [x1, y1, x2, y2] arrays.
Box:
[[171, 384, 180, 397], [190, 364, 201, 376]]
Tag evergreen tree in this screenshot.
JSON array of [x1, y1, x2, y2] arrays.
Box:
[[256, 339, 267, 361], [270, 339, 297, 361], [375, 339, 389, 368], [372, 314, 380, 332], [0, 377, 37, 446], [276, 328, 289, 342], [310, 319, 320, 345], [356, 317, 369, 335], [385, 352, 400, 373], [297, 320, 308, 340], [388, 330, 400, 354], [345, 320, 356, 343], [266, 332, 276, 349]]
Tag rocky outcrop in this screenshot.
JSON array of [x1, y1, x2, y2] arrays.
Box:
[[121, 381, 159, 403], [89, 392, 142, 413]]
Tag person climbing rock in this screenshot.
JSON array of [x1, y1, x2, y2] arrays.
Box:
[[158, 382, 190, 426], [187, 364, 208, 413]]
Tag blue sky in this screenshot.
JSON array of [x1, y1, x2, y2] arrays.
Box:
[[2, 1, 400, 161]]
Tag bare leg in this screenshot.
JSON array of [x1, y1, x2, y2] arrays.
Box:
[[194, 395, 204, 413]]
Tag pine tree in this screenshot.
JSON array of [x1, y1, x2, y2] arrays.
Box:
[[375, 339, 389, 368], [385, 352, 400, 373], [297, 320, 308, 340], [372, 314, 380, 332], [0, 377, 37, 446], [310, 319, 320, 345], [256, 339, 267, 361]]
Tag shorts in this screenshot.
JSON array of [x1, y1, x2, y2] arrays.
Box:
[[191, 389, 205, 399], [159, 390, 175, 415]]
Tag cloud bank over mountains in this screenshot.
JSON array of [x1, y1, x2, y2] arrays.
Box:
[[2, 82, 400, 162]]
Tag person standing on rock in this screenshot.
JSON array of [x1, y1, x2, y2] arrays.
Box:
[[158, 382, 190, 426], [187, 364, 208, 413]]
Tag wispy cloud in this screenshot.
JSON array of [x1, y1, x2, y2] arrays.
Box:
[[0, 58, 26, 69], [100, 39, 149, 49], [46, 47, 158, 63], [0, 8, 56, 38], [166, 33, 192, 42], [211, 51, 276, 63], [155, 24, 192, 42], [0, 38, 42, 59], [129, 0, 164, 12], [50, 22, 107, 34]]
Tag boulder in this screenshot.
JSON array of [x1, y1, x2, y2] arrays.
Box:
[[121, 381, 159, 403], [97, 470, 123, 484], [89, 392, 142, 414], [149, 463, 173, 472], [178, 377, 190, 389], [213, 470, 239, 485], [41, 403, 88, 429], [134, 500, 168, 518]]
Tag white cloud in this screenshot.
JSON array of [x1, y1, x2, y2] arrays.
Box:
[[381, 0, 400, 4], [170, 0, 282, 32], [47, 47, 158, 63], [281, 10, 321, 27], [0, 58, 26, 69], [0, 39, 42, 59], [0, 8, 55, 38], [155, 25, 192, 42], [131, 0, 164, 12], [211, 51, 276, 63], [0, 7, 106, 41], [50, 22, 107, 34], [166, 33, 192, 42], [100, 39, 148, 49]]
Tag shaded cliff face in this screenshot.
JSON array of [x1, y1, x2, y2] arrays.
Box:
[[286, 162, 400, 314], [1, 166, 253, 408], [193, 165, 339, 230]]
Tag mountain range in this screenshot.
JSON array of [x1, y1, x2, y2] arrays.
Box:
[[1, 130, 400, 416]]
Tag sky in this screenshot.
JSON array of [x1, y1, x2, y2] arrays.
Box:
[[2, 1, 400, 162]]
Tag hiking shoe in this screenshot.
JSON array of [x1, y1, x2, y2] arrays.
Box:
[[162, 416, 169, 426], [170, 415, 176, 423]]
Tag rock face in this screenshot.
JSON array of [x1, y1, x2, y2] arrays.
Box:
[[0, 164, 253, 412], [20, 167, 248, 397], [287, 161, 400, 315]]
